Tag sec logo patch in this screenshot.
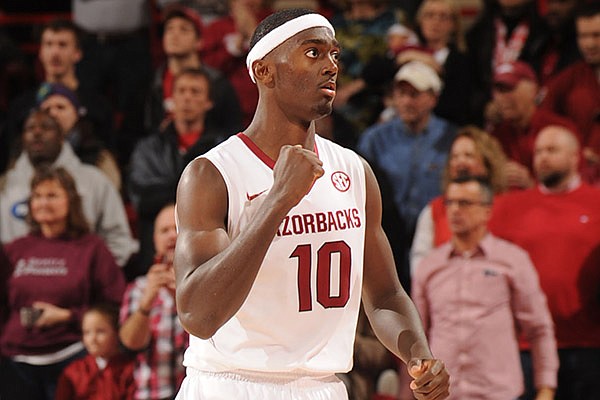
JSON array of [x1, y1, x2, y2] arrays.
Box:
[[331, 171, 350, 192]]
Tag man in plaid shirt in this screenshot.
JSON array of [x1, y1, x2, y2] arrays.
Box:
[[119, 203, 188, 399]]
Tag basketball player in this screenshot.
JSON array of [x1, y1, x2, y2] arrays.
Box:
[[173, 8, 450, 400]]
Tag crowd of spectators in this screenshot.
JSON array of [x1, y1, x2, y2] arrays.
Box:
[[0, 0, 599, 399]]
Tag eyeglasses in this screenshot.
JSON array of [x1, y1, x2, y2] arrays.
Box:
[[443, 198, 491, 208]]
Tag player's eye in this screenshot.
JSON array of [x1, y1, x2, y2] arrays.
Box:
[[306, 48, 318, 58]]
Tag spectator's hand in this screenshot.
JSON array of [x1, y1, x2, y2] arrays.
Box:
[[140, 263, 176, 310], [231, 0, 258, 40], [31, 301, 72, 328], [408, 358, 450, 400], [505, 161, 534, 189]]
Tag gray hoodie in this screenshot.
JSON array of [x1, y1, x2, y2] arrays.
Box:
[[0, 143, 138, 266]]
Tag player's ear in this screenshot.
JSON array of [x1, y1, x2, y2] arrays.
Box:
[[253, 59, 275, 88]]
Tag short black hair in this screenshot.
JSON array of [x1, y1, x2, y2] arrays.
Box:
[[249, 8, 319, 52], [449, 175, 494, 204], [41, 19, 82, 49], [575, 1, 600, 19]]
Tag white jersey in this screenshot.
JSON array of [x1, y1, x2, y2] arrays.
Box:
[[182, 133, 367, 374]]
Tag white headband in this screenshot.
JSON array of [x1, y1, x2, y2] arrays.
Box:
[[246, 13, 335, 83]]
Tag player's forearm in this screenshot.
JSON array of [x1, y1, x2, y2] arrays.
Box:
[[176, 195, 291, 339], [367, 295, 433, 364]]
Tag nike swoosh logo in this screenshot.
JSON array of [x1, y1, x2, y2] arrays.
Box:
[[246, 189, 267, 201]]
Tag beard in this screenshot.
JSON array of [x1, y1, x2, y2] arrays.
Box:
[[539, 170, 568, 188]]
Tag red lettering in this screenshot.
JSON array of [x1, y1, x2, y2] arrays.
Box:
[[352, 208, 361, 227], [281, 216, 292, 236], [327, 211, 339, 231], [335, 210, 347, 230], [316, 213, 327, 232], [343, 209, 354, 229], [291, 215, 304, 235], [303, 213, 316, 234]]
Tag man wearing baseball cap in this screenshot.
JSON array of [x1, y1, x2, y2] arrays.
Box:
[[488, 60, 580, 190], [357, 60, 456, 293]]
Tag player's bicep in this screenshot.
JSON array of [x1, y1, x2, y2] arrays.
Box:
[[176, 157, 228, 232]]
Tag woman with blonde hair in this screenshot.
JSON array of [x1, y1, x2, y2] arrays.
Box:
[[410, 125, 507, 271]]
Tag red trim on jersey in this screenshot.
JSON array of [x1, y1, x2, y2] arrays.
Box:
[[237, 132, 320, 170], [237, 132, 275, 169]]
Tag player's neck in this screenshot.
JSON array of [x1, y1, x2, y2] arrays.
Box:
[[245, 110, 317, 161]]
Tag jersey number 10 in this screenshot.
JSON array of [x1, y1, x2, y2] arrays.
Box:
[[290, 240, 351, 312]]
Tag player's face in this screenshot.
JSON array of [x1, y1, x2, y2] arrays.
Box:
[[154, 205, 177, 264], [445, 181, 491, 236], [270, 27, 340, 121], [39, 29, 81, 79], [82, 311, 119, 359], [448, 136, 487, 179], [172, 74, 213, 124], [40, 94, 79, 134], [393, 82, 437, 127], [577, 14, 600, 66], [163, 17, 200, 57]]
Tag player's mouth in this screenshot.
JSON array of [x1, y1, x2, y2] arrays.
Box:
[[320, 81, 336, 97]]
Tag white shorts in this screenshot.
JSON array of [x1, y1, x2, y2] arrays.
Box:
[[174, 368, 349, 400]]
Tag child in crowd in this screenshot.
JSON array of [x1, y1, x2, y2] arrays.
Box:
[[55, 304, 135, 400]]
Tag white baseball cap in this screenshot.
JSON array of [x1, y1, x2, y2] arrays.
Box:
[[394, 61, 443, 94]]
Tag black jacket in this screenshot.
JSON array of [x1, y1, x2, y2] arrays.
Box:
[[127, 121, 231, 277]]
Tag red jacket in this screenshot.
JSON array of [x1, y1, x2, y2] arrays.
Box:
[[55, 353, 135, 400]]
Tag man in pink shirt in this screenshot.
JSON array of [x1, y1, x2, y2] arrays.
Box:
[[412, 176, 558, 400]]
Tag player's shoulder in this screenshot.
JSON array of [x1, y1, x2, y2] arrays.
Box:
[[197, 134, 242, 160], [315, 134, 363, 163]]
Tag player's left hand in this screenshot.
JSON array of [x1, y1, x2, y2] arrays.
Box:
[[408, 358, 450, 399]]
